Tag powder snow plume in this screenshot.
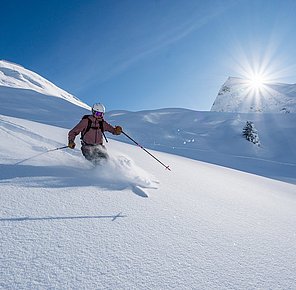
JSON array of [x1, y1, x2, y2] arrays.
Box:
[[90, 153, 159, 191]]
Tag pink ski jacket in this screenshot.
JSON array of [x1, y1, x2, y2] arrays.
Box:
[[68, 115, 116, 145]]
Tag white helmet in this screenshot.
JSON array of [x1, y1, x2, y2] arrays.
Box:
[[92, 103, 105, 113]]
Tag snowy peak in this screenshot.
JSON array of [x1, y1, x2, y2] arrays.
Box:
[[0, 60, 90, 127], [211, 77, 296, 113], [0, 60, 89, 110]]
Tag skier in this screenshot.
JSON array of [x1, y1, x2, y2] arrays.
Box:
[[68, 103, 122, 164]]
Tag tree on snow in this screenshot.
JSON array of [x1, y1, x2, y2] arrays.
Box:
[[242, 121, 260, 146]]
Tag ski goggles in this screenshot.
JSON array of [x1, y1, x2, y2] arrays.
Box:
[[93, 111, 104, 117]]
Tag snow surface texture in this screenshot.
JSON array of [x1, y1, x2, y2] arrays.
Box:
[[211, 76, 296, 113], [1, 61, 296, 289]]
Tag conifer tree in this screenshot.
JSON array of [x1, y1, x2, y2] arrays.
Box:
[[242, 121, 260, 146]]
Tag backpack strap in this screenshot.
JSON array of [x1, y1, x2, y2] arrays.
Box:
[[80, 115, 108, 143], [99, 119, 108, 143], [81, 115, 92, 140]]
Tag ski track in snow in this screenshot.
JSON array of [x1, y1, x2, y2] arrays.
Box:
[[87, 154, 159, 197], [0, 116, 158, 197], [0, 117, 62, 153]]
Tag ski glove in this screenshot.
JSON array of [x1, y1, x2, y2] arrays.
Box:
[[68, 141, 76, 149], [114, 126, 122, 135]]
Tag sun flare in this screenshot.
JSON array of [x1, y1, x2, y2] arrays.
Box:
[[247, 73, 267, 90], [229, 43, 288, 99]]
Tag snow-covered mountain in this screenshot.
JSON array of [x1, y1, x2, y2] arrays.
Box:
[[0, 60, 88, 108], [0, 60, 89, 127], [211, 76, 296, 113], [1, 61, 296, 289]]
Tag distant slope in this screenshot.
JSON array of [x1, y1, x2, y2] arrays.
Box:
[[211, 77, 296, 113], [0, 60, 90, 127], [106, 108, 296, 184]]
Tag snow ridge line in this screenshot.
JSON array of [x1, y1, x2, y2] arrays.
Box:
[[0, 117, 65, 150]]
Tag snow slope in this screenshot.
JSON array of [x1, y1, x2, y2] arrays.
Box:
[[106, 108, 296, 184], [1, 62, 296, 289], [1, 114, 296, 289], [0, 60, 89, 127], [211, 76, 296, 113]]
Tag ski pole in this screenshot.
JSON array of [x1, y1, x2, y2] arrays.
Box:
[[48, 146, 69, 152], [14, 145, 69, 165], [122, 131, 171, 171]]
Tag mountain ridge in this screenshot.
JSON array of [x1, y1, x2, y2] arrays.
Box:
[[211, 76, 296, 113], [0, 59, 89, 110], [0, 60, 90, 127]]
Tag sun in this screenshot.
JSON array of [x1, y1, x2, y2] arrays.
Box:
[[246, 73, 267, 90], [240, 69, 273, 99]]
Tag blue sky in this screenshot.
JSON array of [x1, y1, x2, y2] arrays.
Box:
[[1, 0, 296, 111]]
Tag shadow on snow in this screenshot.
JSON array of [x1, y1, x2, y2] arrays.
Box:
[[0, 163, 149, 197], [0, 212, 126, 223]]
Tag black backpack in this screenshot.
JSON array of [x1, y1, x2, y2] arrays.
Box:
[[81, 115, 108, 143]]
